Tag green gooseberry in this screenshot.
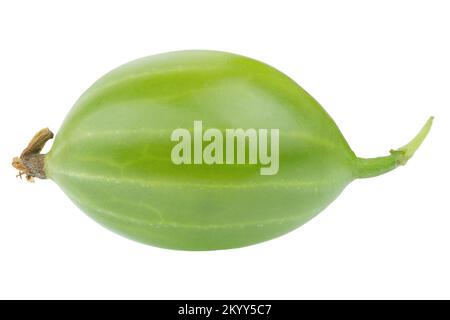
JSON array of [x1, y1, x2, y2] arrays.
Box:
[[12, 50, 433, 250]]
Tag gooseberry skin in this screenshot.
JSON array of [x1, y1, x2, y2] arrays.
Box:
[[44, 51, 430, 250]]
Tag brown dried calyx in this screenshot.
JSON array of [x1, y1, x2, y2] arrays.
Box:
[[12, 128, 54, 182]]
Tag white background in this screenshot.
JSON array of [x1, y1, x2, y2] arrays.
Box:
[[0, 1, 449, 300]]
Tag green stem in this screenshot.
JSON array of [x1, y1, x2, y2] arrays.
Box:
[[355, 117, 433, 179]]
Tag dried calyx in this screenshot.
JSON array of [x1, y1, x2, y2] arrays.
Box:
[[12, 128, 54, 182]]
